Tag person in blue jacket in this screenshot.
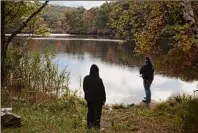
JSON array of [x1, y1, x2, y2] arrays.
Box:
[[140, 57, 154, 103]]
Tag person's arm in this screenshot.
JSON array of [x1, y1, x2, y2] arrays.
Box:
[[140, 65, 144, 75], [100, 79, 106, 105], [152, 65, 154, 77], [83, 77, 87, 93]]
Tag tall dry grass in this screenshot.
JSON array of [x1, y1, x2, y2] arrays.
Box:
[[2, 42, 70, 104]]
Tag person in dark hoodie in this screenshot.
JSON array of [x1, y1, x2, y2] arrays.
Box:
[[140, 57, 154, 103], [83, 64, 106, 129]]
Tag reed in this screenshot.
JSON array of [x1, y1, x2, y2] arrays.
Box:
[[2, 42, 70, 104]]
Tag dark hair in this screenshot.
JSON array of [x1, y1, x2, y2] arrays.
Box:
[[145, 57, 150, 61], [145, 57, 151, 63], [90, 64, 99, 77]]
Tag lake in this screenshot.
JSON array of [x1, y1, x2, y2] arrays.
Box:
[[14, 34, 198, 104]]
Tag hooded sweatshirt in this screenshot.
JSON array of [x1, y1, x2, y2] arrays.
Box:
[[83, 64, 106, 103]]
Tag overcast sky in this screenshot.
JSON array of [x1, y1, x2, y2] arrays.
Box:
[[48, 1, 107, 9]]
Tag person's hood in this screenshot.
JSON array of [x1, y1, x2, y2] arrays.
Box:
[[89, 64, 99, 77]]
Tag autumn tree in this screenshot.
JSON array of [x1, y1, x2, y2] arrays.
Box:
[[107, 0, 198, 78], [83, 10, 94, 25], [63, 7, 86, 34]]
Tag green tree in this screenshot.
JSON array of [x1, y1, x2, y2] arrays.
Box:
[[1, 1, 49, 85], [94, 2, 110, 29], [63, 7, 86, 34]]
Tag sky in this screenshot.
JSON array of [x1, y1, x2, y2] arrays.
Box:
[[48, 1, 107, 9]]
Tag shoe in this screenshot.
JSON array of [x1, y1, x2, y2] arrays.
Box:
[[142, 99, 147, 102], [142, 99, 151, 103]]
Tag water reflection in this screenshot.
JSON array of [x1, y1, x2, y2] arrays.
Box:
[[24, 38, 198, 104]]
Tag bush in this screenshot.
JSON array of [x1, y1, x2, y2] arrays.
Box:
[[180, 98, 198, 133]]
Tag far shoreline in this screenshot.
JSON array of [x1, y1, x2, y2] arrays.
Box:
[[5, 33, 133, 43]]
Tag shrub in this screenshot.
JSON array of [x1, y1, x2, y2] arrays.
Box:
[[180, 98, 198, 133]]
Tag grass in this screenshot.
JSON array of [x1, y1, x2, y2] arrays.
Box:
[[102, 104, 181, 133], [3, 95, 198, 133], [2, 95, 87, 133]]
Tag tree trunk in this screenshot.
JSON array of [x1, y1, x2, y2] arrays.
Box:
[[1, 1, 7, 85]]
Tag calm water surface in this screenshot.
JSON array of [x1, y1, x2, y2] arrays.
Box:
[[17, 35, 198, 104]]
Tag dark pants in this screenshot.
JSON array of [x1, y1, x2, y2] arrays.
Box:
[[87, 102, 103, 129], [143, 79, 153, 102]]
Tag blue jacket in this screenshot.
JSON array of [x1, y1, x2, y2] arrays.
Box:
[[140, 61, 154, 80]]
